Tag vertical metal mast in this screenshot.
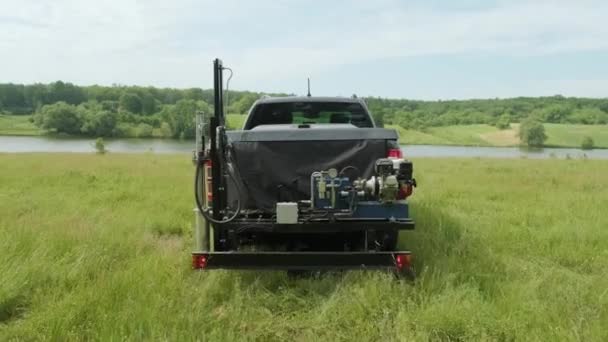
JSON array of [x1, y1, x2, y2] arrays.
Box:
[[211, 58, 225, 220]]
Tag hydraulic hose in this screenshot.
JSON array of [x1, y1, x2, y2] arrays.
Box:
[[194, 150, 242, 224]]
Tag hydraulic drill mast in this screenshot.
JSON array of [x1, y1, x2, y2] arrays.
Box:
[[210, 58, 225, 220]]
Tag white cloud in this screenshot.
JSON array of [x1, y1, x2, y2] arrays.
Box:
[[0, 0, 607, 97]]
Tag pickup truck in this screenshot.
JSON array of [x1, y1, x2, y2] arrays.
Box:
[[192, 59, 416, 277]]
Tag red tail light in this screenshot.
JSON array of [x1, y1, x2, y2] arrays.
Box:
[[387, 148, 403, 158], [192, 254, 208, 269], [394, 253, 411, 271]]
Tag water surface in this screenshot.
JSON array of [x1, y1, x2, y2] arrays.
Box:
[[1, 136, 606, 159]]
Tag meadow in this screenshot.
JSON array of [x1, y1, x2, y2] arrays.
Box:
[[391, 123, 608, 148], [1, 153, 607, 341], [0, 115, 40, 136]]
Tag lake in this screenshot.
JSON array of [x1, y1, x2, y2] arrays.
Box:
[[1, 135, 607, 159]]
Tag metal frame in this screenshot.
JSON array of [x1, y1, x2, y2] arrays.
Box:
[[193, 58, 417, 276], [218, 217, 414, 233], [193, 251, 411, 271]]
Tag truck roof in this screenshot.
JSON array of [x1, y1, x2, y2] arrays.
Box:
[[254, 96, 365, 105]]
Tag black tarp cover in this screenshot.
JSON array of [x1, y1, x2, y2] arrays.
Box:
[[226, 127, 397, 212]]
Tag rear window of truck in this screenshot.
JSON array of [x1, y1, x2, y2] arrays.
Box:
[[245, 102, 374, 129]]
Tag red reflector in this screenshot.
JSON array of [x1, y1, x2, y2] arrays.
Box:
[[387, 148, 403, 158], [192, 254, 208, 269], [395, 254, 411, 271]]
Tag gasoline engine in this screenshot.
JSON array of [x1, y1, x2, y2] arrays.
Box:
[[276, 157, 416, 224]]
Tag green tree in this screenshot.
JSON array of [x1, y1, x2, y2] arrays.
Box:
[[135, 123, 154, 138], [80, 110, 118, 137], [160, 122, 172, 138], [541, 105, 571, 123], [495, 114, 511, 129], [47, 81, 86, 105], [94, 137, 107, 154], [569, 107, 608, 124], [160, 99, 206, 139], [35, 102, 82, 134], [518, 118, 547, 147], [119, 93, 142, 114], [229, 93, 257, 114], [141, 93, 157, 115], [372, 111, 385, 127]]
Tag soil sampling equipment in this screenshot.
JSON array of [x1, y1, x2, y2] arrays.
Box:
[[192, 58, 417, 278]]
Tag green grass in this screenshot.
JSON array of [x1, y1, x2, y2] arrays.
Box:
[[1, 154, 607, 340], [395, 123, 608, 148], [388, 125, 455, 145], [0, 115, 41, 136], [544, 124, 608, 148], [427, 124, 498, 146], [227, 114, 247, 130]]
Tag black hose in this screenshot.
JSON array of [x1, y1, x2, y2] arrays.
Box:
[[339, 165, 361, 179], [194, 157, 241, 225]]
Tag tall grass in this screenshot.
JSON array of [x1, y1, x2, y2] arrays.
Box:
[[1, 154, 607, 340]]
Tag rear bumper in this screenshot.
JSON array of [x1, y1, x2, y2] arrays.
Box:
[[219, 217, 415, 233], [192, 251, 412, 271]]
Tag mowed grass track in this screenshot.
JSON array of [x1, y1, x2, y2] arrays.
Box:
[[1, 154, 607, 341]]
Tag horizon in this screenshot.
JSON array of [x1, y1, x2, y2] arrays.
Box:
[[2, 1, 608, 100], [3, 80, 607, 102]]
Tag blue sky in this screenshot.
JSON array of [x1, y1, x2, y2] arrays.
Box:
[[1, 0, 607, 100]]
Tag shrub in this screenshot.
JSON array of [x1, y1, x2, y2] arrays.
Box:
[[34, 102, 83, 134], [160, 122, 173, 138], [135, 123, 154, 138], [112, 123, 135, 137], [119, 93, 143, 114], [495, 114, 511, 130], [518, 118, 547, 147], [581, 136, 594, 150], [94, 137, 107, 154], [80, 110, 117, 137]]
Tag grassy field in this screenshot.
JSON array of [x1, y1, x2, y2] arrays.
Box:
[[0, 115, 40, 136], [543, 124, 608, 148], [1, 154, 607, 340], [393, 123, 608, 148]]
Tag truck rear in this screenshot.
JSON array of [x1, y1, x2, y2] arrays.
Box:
[[193, 59, 416, 277]]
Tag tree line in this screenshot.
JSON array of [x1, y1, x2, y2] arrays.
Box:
[[0, 82, 265, 138], [366, 95, 608, 129], [1, 82, 607, 139]]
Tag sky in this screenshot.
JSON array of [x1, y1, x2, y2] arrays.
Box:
[[1, 0, 608, 100]]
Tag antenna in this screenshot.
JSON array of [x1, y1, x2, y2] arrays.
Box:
[[307, 78, 311, 97]]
